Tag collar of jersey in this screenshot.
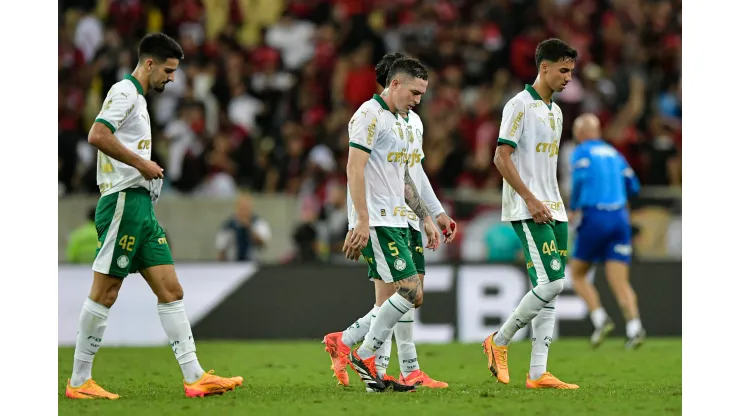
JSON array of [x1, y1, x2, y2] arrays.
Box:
[[372, 94, 398, 120], [525, 84, 552, 110], [124, 74, 145, 95]]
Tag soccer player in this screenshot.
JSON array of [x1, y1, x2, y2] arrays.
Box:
[[340, 57, 441, 392], [65, 33, 243, 400], [481, 38, 579, 389], [568, 113, 646, 349], [322, 53, 456, 390]]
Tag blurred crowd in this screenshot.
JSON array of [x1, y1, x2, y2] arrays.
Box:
[[59, 0, 682, 262]]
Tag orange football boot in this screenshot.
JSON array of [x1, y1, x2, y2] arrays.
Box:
[[183, 370, 243, 398], [322, 332, 351, 386], [65, 379, 120, 400], [398, 370, 448, 388], [482, 332, 510, 384], [526, 372, 579, 389]]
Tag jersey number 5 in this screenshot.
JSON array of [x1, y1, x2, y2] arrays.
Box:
[[388, 242, 399, 257]]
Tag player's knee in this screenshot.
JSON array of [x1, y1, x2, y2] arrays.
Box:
[[413, 284, 424, 308], [535, 279, 565, 302], [414, 291, 424, 308], [89, 283, 121, 308], [396, 278, 423, 307], [550, 279, 565, 296], [104, 287, 120, 307], [158, 282, 184, 303], [409, 285, 423, 308]]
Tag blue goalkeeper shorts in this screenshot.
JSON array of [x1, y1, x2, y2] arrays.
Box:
[[572, 207, 633, 264]]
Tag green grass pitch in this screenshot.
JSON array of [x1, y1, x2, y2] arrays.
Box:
[[58, 338, 681, 415]]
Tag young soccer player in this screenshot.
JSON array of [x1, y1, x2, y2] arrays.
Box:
[[482, 38, 579, 389]]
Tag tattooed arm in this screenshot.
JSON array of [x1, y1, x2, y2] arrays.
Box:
[[404, 165, 431, 220]]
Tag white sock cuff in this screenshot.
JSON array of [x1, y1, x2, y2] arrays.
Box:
[[179, 351, 197, 365], [388, 293, 413, 314], [398, 308, 414, 323], [531, 279, 564, 303], [372, 304, 380, 317], [157, 300, 185, 314], [83, 298, 110, 319], [538, 305, 556, 318]]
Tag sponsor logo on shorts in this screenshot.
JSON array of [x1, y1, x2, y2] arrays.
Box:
[[550, 258, 561, 271], [394, 258, 407, 271], [117, 255, 130, 268]]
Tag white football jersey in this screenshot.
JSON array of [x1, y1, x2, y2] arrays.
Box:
[[346, 95, 412, 229], [94, 74, 153, 196], [498, 84, 567, 222]]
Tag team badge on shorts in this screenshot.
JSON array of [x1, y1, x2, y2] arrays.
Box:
[[117, 255, 130, 268], [394, 258, 407, 271], [550, 258, 561, 271]]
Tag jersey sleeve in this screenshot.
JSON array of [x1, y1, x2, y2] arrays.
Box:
[[620, 154, 641, 198], [95, 85, 137, 133], [497, 98, 526, 148], [348, 108, 381, 154], [420, 169, 444, 217], [413, 114, 425, 161]]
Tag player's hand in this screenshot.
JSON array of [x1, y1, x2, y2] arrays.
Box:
[[526, 197, 554, 224], [423, 216, 440, 250], [436, 214, 457, 243], [138, 160, 164, 180], [342, 230, 362, 261], [350, 219, 370, 250]]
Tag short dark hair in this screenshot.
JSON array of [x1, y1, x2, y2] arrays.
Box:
[[535, 38, 577, 68], [375, 52, 409, 87], [138, 33, 184, 63], [386, 58, 428, 87]]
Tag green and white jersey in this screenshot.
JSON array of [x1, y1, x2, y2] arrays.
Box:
[[94, 74, 153, 196], [347, 94, 411, 229], [498, 84, 567, 223], [402, 110, 425, 231]]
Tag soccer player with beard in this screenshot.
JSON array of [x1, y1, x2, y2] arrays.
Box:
[[65, 33, 243, 400]]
